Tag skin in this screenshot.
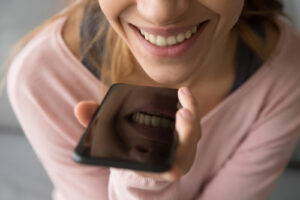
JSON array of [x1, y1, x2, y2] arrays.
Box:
[[67, 0, 280, 181], [99, 0, 242, 85]]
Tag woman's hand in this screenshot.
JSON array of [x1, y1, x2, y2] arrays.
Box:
[[74, 87, 201, 182]]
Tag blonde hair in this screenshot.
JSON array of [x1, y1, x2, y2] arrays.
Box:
[[0, 0, 287, 91]]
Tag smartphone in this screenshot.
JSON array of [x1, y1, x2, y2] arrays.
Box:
[[72, 83, 179, 172]]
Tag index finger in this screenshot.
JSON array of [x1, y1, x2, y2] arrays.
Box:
[[178, 87, 200, 119]]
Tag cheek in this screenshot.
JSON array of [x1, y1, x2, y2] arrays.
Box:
[[98, 0, 118, 20], [200, 0, 244, 35], [98, 0, 134, 20], [98, 0, 134, 41]]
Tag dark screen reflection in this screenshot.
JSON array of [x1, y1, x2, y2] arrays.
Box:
[[83, 84, 178, 164]]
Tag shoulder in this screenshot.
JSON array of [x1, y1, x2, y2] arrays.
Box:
[[7, 17, 68, 94], [7, 16, 69, 92], [271, 20, 300, 72], [250, 21, 300, 121], [265, 20, 300, 91], [7, 15, 100, 113], [231, 21, 300, 123], [7, 1, 85, 93]]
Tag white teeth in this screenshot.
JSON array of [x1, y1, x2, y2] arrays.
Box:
[[132, 112, 174, 129], [138, 113, 144, 124], [156, 35, 167, 47], [192, 26, 197, 34], [140, 25, 198, 47], [144, 32, 149, 40], [144, 115, 151, 125], [166, 36, 177, 46], [176, 33, 185, 43], [151, 116, 160, 127], [185, 30, 192, 39], [149, 34, 156, 43], [134, 113, 139, 122]]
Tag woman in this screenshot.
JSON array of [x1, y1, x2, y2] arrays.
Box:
[[6, 0, 300, 199]]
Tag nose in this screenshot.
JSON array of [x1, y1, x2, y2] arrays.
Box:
[[136, 0, 190, 25]]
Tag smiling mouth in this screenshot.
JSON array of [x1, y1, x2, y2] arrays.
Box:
[[139, 26, 197, 47], [131, 21, 208, 47], [123, 110, 176, 142], [131, 112, 175, 129], [129, 20, 209, 57]]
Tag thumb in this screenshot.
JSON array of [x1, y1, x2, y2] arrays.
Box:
[[74, 101, 99, 127]]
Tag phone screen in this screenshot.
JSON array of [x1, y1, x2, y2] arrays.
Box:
[[73, 83, 179, 172]]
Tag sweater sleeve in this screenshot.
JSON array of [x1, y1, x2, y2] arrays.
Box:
[[6, 47, 110, 200], [195, 82, 300, 200]]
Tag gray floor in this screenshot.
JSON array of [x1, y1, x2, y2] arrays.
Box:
[[0, 0, 300, 200]]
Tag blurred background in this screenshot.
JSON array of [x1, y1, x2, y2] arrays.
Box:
[[0, 0, 299, 200]]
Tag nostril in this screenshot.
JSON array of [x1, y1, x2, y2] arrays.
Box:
[[135, 145, 150, 154]]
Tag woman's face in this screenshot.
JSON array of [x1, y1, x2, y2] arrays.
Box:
[[98, 0, 244, 84]]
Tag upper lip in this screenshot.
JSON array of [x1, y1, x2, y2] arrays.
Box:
[[130, 20, 208, 37], [129, 105, 176, 120], [124, 94, 178, 120]]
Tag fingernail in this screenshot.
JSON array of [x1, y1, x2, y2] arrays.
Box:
[[181, 87, 192, 96], [180, 108, 193, 120]]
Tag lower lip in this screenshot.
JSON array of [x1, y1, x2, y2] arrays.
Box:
[[130, 21, 209, 57], [130, 106, 177, 119]]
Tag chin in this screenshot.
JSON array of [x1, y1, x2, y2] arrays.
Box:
[[133, 48, 201, 86], [150, 76, 181, 85], [143, 65, 192, 86]]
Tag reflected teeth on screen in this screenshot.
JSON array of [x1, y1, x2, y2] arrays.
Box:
[[151, 116, 160, 127], [132, 112, 173, 128], [138, 113, 144, 124], [144, 115, 151, 125]]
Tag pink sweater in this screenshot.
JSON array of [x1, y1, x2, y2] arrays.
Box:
[[7, 15, 300, 200]]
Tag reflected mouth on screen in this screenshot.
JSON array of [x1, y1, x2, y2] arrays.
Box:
[[125, 111, 175, 142]]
